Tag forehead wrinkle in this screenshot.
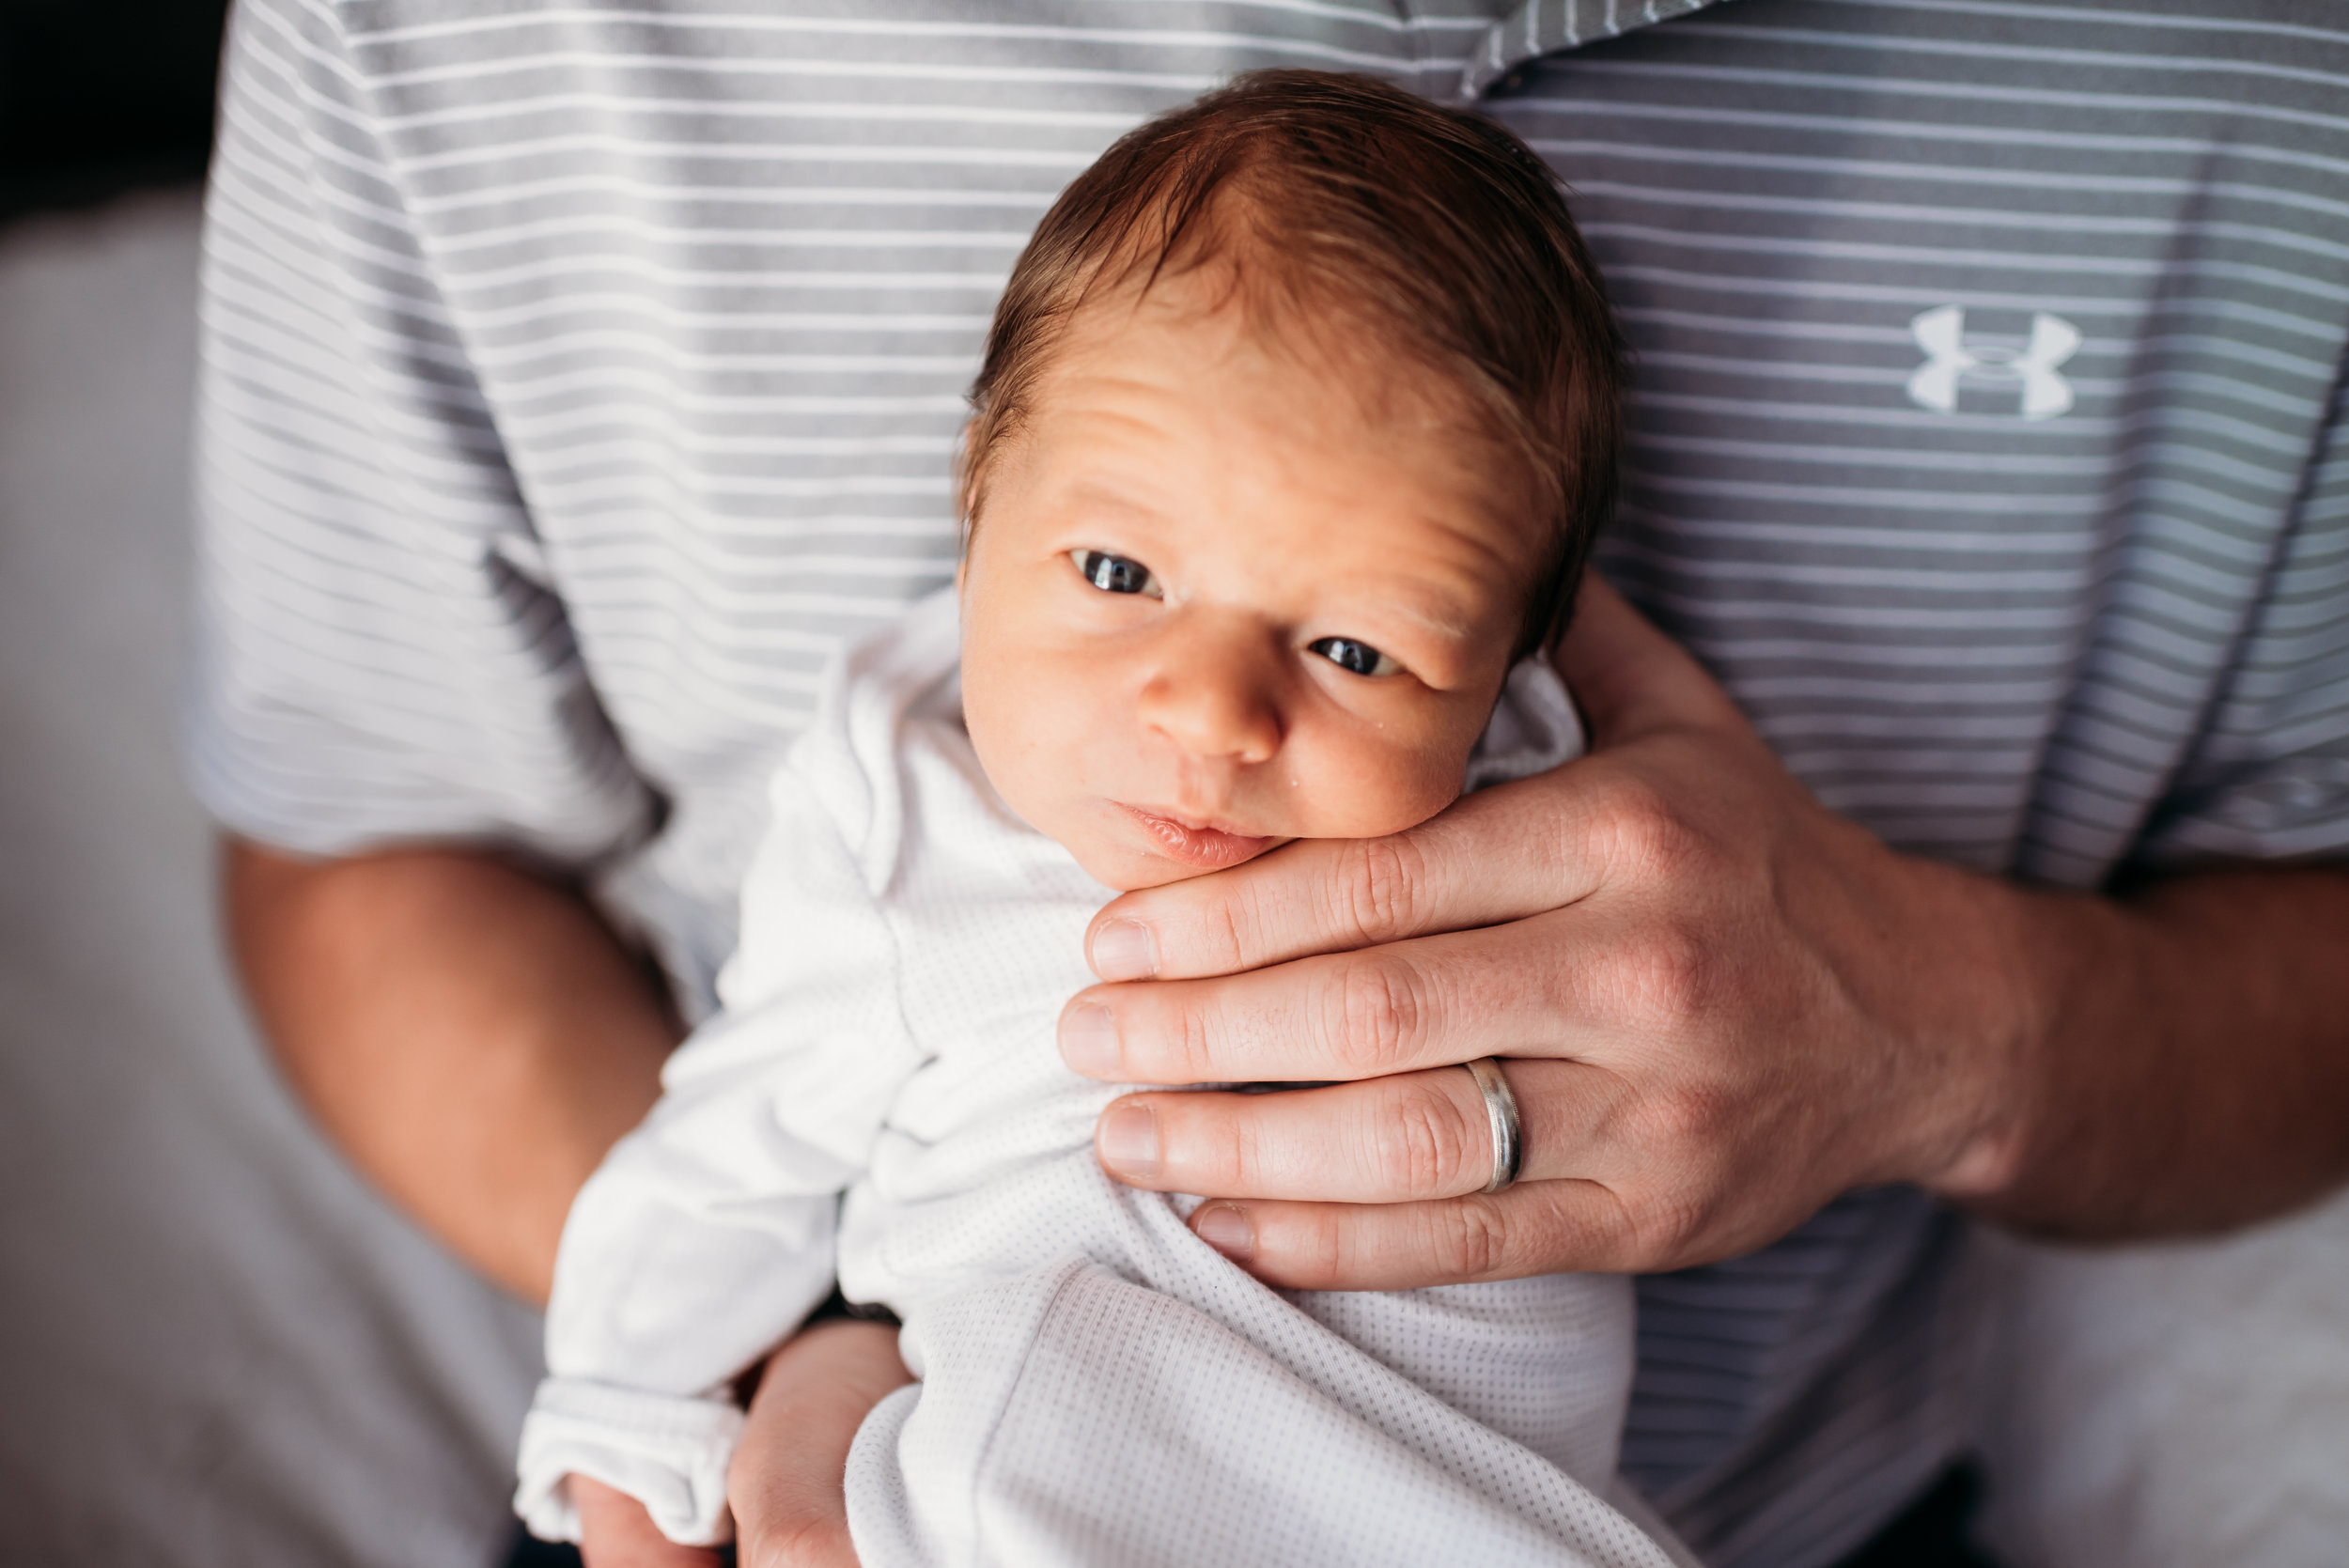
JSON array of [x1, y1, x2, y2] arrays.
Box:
[[1048, 297, 1500, 521], [1066, 249, 1419, 413]]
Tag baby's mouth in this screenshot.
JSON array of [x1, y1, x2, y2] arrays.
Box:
[[1115, 803, 1280, 870]]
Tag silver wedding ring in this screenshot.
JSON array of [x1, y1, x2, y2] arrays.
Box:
[[1462, 1057, 1524, 1195]]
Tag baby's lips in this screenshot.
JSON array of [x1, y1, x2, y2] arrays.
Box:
[[1118, 802, 1276, 869]]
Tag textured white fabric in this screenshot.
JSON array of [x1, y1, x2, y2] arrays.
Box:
[[518, 589, 1682, 1565], [1975, 1189, 2349, 1568]]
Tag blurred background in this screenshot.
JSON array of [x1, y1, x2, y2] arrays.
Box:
[[1, 3, 543, 1564], [0, 0, 226, 218], [2, 4, 2345, 1566]]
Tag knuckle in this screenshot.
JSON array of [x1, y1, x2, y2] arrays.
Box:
[[1594, 775, 1704, 880], [1320, 955, 1427, 1075], [1645, 1073, 1740, 1150], [1626, 1186, 1710, 1265], [1221, 1108, 1270, 1191], [1205, 893, 1254, 973], [1433, 1194, 1513, 1279], [1292, 1205, 1351, 1286], [1613, 916, 1718, 1032], [1377, 1078, 1480, 1197], [1224, 868, 1315, 972], [1327, 834, 1426, 945], [1162, 997, 1221, 1084]]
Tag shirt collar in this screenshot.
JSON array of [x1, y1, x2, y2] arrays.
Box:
[[1449, 0, 1727, 100]]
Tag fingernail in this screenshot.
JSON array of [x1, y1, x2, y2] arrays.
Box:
[[1058, 1001, 1122, 1077], [1193, 1203, 1254, 1261], [1090, 919, 1159, 981], [1097, 1102, 1160, 1177]]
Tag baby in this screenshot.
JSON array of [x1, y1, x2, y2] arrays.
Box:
[[516, 71, 1686, 1568]]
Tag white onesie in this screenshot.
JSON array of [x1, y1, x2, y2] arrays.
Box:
[[514, 590, 1686, 1568]]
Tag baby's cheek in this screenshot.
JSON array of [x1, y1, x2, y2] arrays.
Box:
[[966, 645, 1119, 831], [1285, 732, 1471, 840]]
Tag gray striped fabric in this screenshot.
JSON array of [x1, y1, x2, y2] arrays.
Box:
[[186, 3, 2349, 1565]]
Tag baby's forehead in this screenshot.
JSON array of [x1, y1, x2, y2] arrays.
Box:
[[1051, 266, 1511, 458], [1033, 323, 1540, 618]]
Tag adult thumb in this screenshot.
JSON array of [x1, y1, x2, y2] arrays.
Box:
[[1552, 576, 1746, 748]]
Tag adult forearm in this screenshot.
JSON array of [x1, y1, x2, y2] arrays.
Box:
[[1956, 863, 2349, 1240], [224, 837, 680, 1303]]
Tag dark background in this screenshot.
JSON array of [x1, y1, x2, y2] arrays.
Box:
[[0, 0, 230, 219]]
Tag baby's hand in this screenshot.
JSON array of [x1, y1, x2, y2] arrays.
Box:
[[571, 1475, 727, 1568], [727, 1319, 910, 1568]]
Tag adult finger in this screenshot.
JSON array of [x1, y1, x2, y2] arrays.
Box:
[[1092, 1058, 1637, 1203], [1085, 780, 1610, 982], [1184, 1177, 1651, 1291], [1065, 896, 1673, 1086], [1552, 575, 1746, 748], [1061, 913, 1608, 1085]]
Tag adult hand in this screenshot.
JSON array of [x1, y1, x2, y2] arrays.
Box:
[[1058, 578, 2044, 1288]]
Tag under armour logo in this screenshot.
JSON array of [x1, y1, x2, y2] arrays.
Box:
[[1906, 305, 2080, 420]]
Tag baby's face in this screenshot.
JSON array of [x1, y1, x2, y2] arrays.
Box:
[[959, 273, 1540, 893]]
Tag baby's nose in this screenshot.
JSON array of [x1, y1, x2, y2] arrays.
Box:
[[1135, 634, 1283, 766]]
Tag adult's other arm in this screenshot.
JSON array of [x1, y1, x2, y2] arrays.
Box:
[[226, 839, 682, 1302], [227, 839, 902, 1568], [1062, 581, 2349, 1287], [204, 6, 903, 1555]]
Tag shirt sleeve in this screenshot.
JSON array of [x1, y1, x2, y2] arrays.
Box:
[[185, 0, 650, 862], [2137, 368, 2349, 866], [514, 742, 924, 1545]]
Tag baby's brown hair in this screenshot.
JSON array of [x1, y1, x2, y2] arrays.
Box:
[[960, 69, 1624, 658]]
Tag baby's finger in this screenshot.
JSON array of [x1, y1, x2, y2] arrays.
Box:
[[572, 1475, 727, 1568], [733, 1320, 910, 1568]]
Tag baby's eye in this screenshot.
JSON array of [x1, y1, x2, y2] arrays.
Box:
[[1070, 549, 1163, 599], [1310, 637, 1401, 678]]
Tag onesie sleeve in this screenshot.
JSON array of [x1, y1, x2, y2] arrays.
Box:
[[514, 751, 923, 1545], [1464, 653, 1588, 793]]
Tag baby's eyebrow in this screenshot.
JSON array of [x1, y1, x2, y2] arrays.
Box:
[[1370, 591, 1477, 644], [1057, 474, 1172, 528]]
